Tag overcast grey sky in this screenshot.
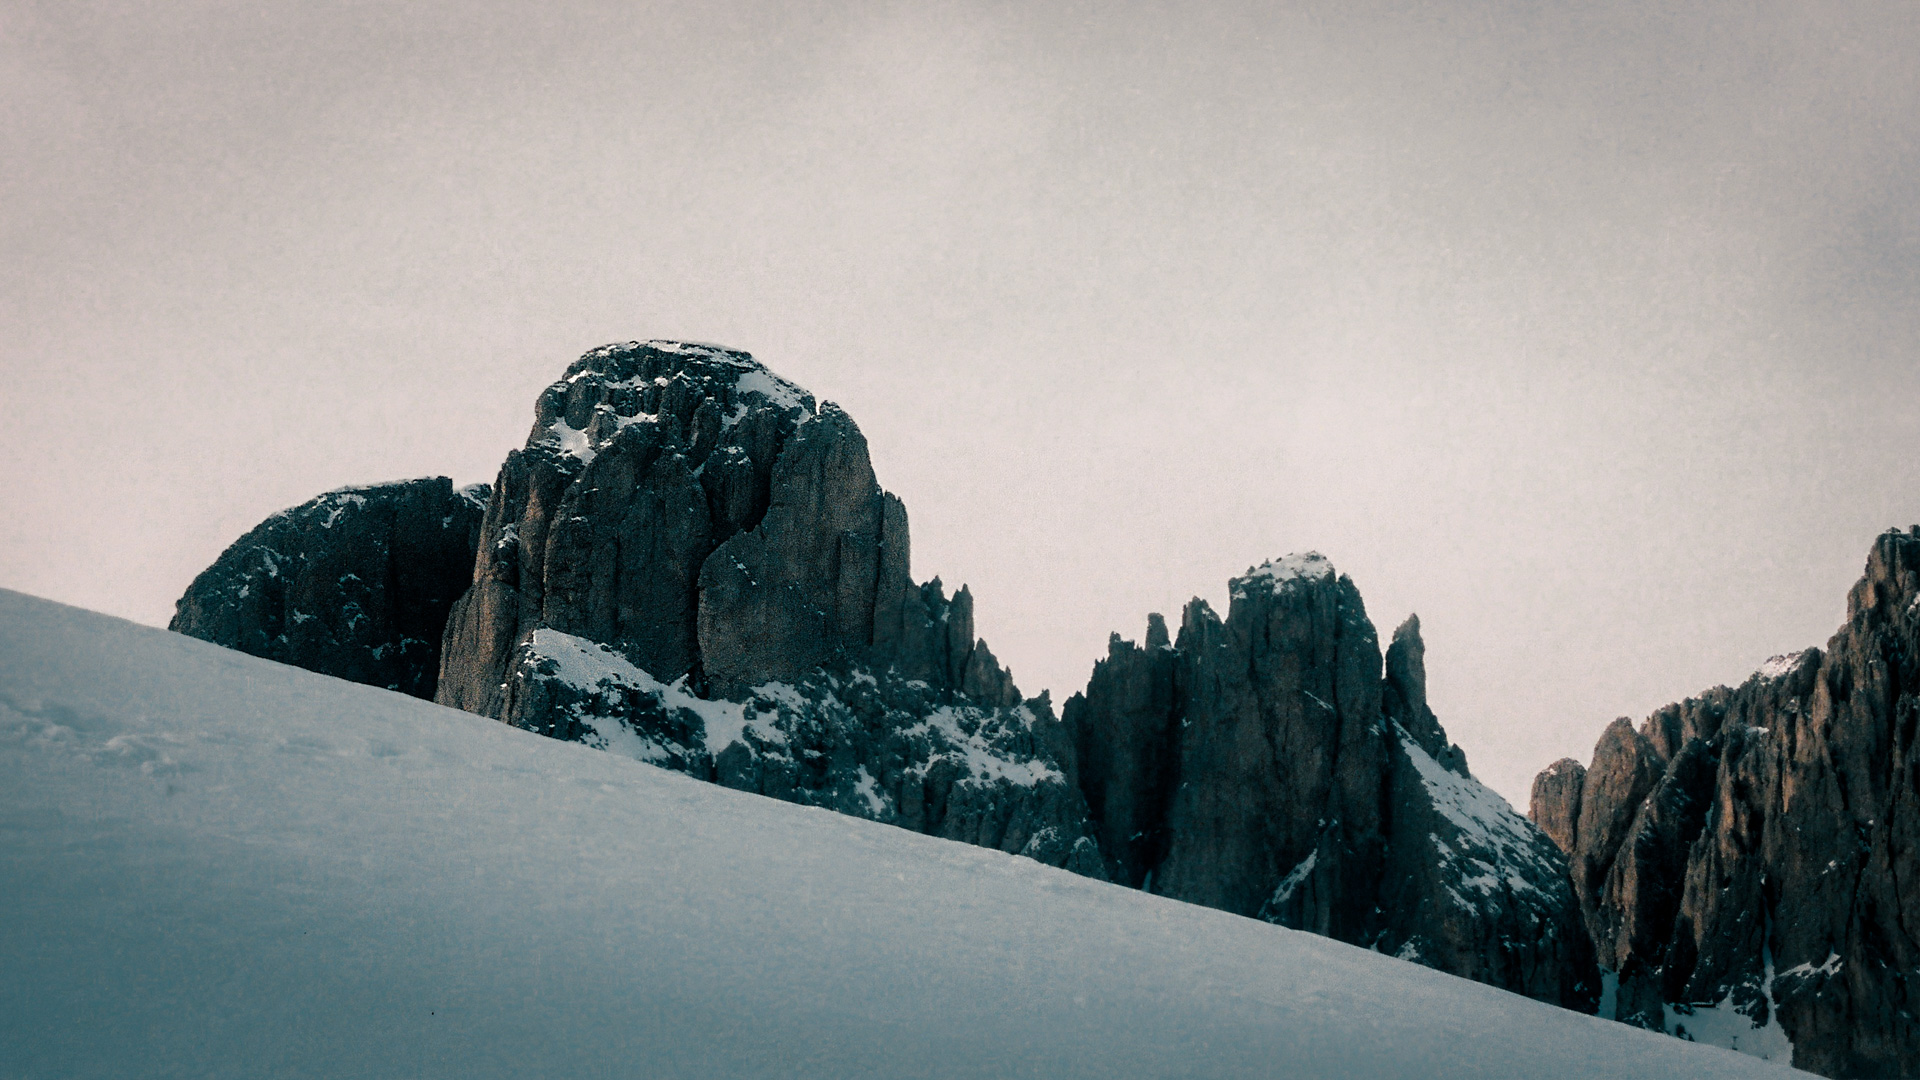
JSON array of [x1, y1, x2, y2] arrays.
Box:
[[5, 0, 1918, 804]]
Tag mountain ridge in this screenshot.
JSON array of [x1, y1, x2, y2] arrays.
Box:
[[161, 341, 1612, 1020]]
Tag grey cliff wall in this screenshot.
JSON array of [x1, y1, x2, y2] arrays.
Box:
[[1533, 527, 1920, 1078], [170, 477, 487, 699]]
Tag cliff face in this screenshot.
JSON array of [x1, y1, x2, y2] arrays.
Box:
[[435, 341, 1014, 713], [1533, 528, 1920, 1077], [432, 341, 1091, 869], [1065, 554, 1595, 1010], [170, 477, 487, 699]]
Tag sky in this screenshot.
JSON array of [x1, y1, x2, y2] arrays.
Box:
[[4, 0, 1918, 805]]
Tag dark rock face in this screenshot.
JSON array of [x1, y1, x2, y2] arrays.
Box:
[[1384, 615, 1472, 776], [1065, 553, 1595, 1009], [1534, 528, 1920, 1077], [170, 477, 488, 699], [435, 341, 1088, 869], [1157, 558, 1390, 930], [1066, 614, 1180, 890]]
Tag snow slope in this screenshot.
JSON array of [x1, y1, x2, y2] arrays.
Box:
[[0, 589, 1805, 1079]]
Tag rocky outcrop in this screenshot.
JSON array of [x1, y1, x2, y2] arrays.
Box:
[[1534, 528, 1920, 1077], [1064, 552, 1595, 1010], [434, 341, 1090, 869], [1065, 614, 1181, 890], [170, 477, 487, 699], [1384, 615, 1472, 776], [435, 341, 1014, 714], [504, 627, 1103, 875]]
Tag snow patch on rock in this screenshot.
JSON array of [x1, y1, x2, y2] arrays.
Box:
[[904, 705, 1062, 787], [1396, 722, 1559, 903], [1270, 849, 1318, 907], [1234, 552, 1336, 598], [1755, 653, 1808, 680]]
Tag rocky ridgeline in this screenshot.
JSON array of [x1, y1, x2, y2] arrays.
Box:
[[175, 340, 1590, 1011], [171, 477, 487, 699], [1532, 528, 1920, 1077], [1066, 555, 1593, 1009]]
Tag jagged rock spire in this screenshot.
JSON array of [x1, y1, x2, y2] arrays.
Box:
[[1066, 553, 1595, 1009]]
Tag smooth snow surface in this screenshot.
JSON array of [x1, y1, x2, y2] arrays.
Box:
[[729, 363, 812, 415], [541, 418, 599, 463], [0, 589, 1808, 1079]]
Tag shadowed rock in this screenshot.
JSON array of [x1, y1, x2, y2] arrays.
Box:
[[170, 477, 487, 699], [1066, 552, 1595, 1009]]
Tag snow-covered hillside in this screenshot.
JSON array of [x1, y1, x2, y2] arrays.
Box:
[[0, 589, 1805, 1078]]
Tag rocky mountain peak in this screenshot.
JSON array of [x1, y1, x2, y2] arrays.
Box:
[[1532, 525, 1920, 1076], [545, 340, 815, 433], [1384, 614, 1471, 777], [420, 341, 1087, 869], [435, 341, 994, 706], [172, 340, 1596, 1030], [1068, 550, 1593, 1009], [1144, 611, 1171, 650], [1230, 550, 1337, 602], [1528, 757, 1586, 855]]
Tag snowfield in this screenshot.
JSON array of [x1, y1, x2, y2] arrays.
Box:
[[0, 589, 1805, 1078]]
